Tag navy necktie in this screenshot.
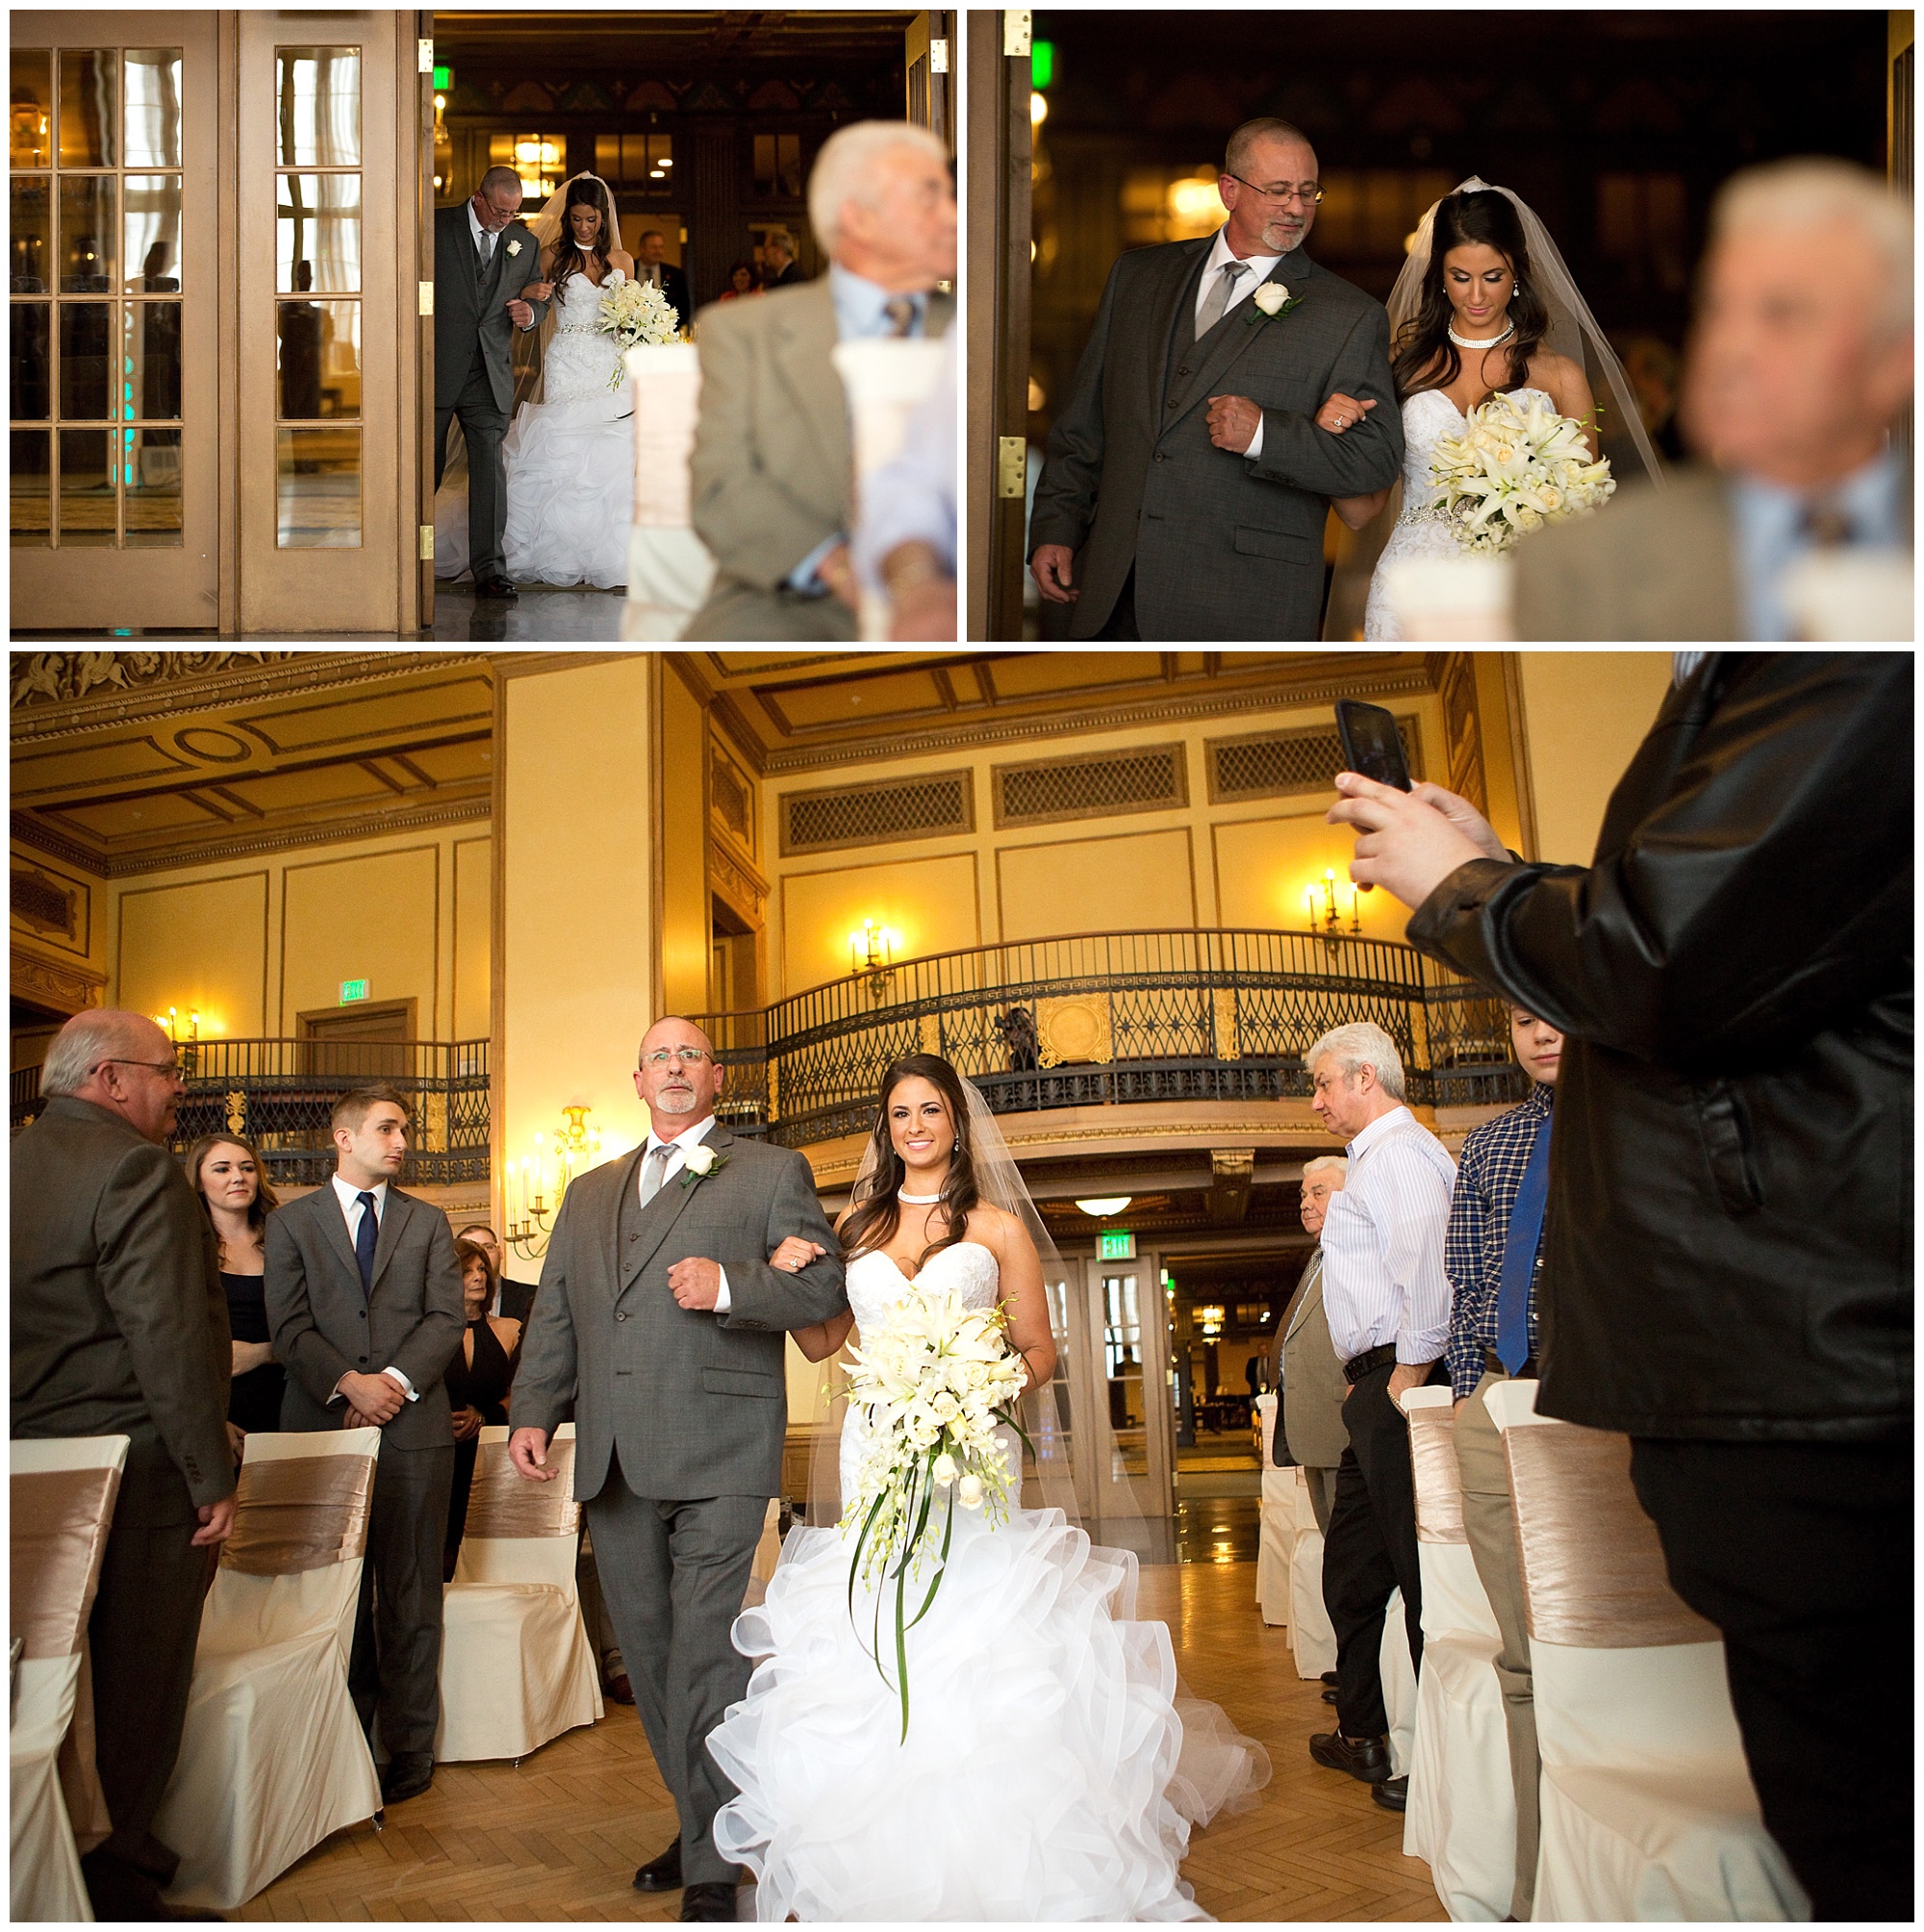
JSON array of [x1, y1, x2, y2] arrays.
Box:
[[355, 1191, 379, 1298], [1494, 1125, 1550, 1374]]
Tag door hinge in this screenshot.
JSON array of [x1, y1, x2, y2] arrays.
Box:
[[419, 524, 435, 562], [930, 38, 949, 74], [418, 281, 434, 316], [1003, 12, 1031, 57], [418, 38, 434, 74], [998, 436, 1026, 499]]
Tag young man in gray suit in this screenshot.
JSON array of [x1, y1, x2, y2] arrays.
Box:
[[509, 1017, 847, 1923], [1030, 117, 1403, 641], [12, 1009, 235, 1921], [266, 1084, 464, 1805], [434, 165, 551, 599]]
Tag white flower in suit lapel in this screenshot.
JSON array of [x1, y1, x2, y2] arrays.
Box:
[[679, 1144, 727, 1188], [506, 238, 521, 258], [1248, 279, 1305, 326]]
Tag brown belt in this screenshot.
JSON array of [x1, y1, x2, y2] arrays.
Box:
[[1484, 1349, 1539, 1380]]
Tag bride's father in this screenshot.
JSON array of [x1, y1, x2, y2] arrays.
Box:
[[434, 166, 549, 600], [1030, 118, 1402, 640], [509, 1017, 846, 1922]]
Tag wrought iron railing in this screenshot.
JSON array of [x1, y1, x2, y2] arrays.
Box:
[[11, 1038, 491, 1188], [699, 929, 1526, 1149]]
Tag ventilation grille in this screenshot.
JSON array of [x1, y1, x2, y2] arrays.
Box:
[[993, 744, 1187, 828], [1207, 721, 1421, 803], [780, 770, 974, 855], [11, 869, 75, 937]]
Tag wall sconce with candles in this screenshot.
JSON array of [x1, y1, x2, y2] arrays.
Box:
[[506, 1103, 603, 1261], [1304, 870, 1362, 953], [848, 919, 900, 1003]]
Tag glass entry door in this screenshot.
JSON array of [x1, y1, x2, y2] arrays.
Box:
[[1065, 1254, 1176, 1539]]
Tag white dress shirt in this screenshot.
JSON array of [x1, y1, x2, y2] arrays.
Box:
[[1196, 227, 1284, 461], [641, 1116, 733, 1311], [1317, 1106, 1457, 1365], [328, 1174, 418, 1402]]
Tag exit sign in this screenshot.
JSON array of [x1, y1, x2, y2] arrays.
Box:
[[432, 64, 450, 89], [1098, 1230, 1136, 1261], [340, 979, 370, 1004]]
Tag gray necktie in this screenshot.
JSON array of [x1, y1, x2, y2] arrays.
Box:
[[880, 295, 918, 338], [637, 1143, 670, 1208], [1196, 261, 1249, 337], [475, 226, 493, 280]]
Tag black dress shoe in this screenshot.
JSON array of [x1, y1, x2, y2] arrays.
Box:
[[474, 575, 519, 599], [380, 1750, 435, 1803], [1372, 1774, 1408, 1813], [1321, 1670, 1340, 1687], [680, 1879, 738, 1921], [634, 1841, 683, 1892], [1309, 1729, 1391, 1784], [80, 1850, 221, 1920], [1321, 1686, 1339, 1704]]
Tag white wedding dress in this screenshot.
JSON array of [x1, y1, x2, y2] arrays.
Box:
[[1362, 385, 1555, 640], [707, 1242, 1269, 1922], [499, 268, 636, 588]]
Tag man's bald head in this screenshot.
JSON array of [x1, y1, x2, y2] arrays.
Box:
[[633, 1016, 723, 1131], [42, 1008, 184, 1143]]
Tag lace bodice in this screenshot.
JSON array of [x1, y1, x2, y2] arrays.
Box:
[[552, 266, 621, 333], [539, 269, 627, 406], [845, 1240, 1001, 1342]]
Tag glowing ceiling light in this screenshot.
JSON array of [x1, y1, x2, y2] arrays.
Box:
[[1075, 1196, 1132, 1217]]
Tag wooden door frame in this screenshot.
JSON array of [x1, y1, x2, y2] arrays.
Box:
[[295, 995, 419, 1040], [904, 13, 955, 156], [415, 8, 435, 633]]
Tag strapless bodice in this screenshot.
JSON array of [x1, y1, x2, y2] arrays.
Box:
[[1397, 386, 1555, 511], [845, 1240, 1000, 1343], [553, 267, 622, 334]]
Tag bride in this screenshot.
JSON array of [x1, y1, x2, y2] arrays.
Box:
[[1316, 180, 1663, 641], [706, 1054, 1268, 1921]]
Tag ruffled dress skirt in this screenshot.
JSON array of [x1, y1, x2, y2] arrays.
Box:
[[707, 1499, 1268, 1921]]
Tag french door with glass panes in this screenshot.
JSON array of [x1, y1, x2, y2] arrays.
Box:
[[10, 16, 217, 629]]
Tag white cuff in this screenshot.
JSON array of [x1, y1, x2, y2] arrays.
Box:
[[1245, 415, 1265, 461], [381, 1366, 419, 1402], [713, 1266, 731, 1314]]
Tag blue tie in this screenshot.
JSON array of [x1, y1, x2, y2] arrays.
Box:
[[1494, 1126, 1550, 1375], [355, 1191, 378, 1298]]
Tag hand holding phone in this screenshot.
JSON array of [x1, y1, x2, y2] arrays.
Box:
[[1334, 699, 1411, 792]]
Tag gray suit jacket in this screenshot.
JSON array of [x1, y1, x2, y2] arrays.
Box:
[[1030, 237, 1403, 640], [1276, 1248, 1349, 1470], [1514, 467, 1740, 640], [512, 1127, 848, 1503], [685, 279, 955, 642], [434, 203, 550, 414], [266, 1182, 465, 1451], [11, 1096, 232, 1520]]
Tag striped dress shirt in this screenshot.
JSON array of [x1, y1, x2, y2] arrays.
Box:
[[1318, 1105, 1457, 1365], [1443, 1082, 1554, 1400]]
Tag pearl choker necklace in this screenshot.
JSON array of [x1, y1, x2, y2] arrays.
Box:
[[1448, 319, 1514, 349], [899, 1188, 944, 1205]]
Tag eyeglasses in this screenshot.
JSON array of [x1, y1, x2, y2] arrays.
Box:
[[93, 1056, 186, 1080], [640, 1047, 712, 1069], [1224, 173, 1325, 208]]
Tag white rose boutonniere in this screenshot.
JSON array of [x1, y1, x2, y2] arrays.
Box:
[[506, 239, 521, 258], [678, 1143, 726, 1187], [1247, 280, 1305, 327]]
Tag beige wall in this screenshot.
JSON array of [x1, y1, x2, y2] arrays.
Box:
[[282, 846, 438, 1030], [118, 871, 271, 1034], [660, 667, 710, 1018], [782, 852, 980, 994], [1517, 652, 1673, 865], [999, 827, 1196, 940], [452, 836, 492, 1039], [1213, 813, 1410, 941]]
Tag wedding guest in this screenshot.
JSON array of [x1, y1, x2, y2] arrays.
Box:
[[850, 326, 956, 641], [634, 229, 691, 325], [189, 1133, 285, 1437], [1270, 1156, 1348, 1536], [457, 1221, 537, 1323], [1443, 1006, 1564, 1922], [718, 259, 762, 302], [1516, 160, 1911, 639], [1329, 649, 1911, 1919], [1304, 1022, 1455, 1818], [267, 1084, 465, 1806], [761, 228, 805, 288], [442, 1237, 522, 1580], [13, 1010, 234, 1920], [687, 122, 955, 642]]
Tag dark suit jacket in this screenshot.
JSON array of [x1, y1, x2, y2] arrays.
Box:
[[767, 261, 807, 289], [434, 202, 550, 413], [638, 261, 691, 326], [1030, 235, 1402, 640], [496, 1276, 538, 1325], [11, 1096, 232, 1520], [266, 1182, 465, 1450], [513, 1128, 848, 1502]]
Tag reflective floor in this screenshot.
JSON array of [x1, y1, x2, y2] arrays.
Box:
[[428, 580, 628, 643]]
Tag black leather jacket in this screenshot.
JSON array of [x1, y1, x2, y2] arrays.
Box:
[[1408, 653, 1911, 1441]]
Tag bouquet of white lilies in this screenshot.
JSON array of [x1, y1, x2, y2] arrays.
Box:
[[1428, 390, 1615, 553], [595, 275, 680, 387], [842, 1278, 1029, 1739]]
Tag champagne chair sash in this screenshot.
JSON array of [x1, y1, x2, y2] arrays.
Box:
[[220, 1453, 374, 1577], [464, 1435, 580, 1539], [1401, 1387, 1467, 1546], [1500, 1406, 1719, 1649], [12, 1465, 120, 1659]]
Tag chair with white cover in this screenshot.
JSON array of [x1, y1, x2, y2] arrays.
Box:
[[829, 336, 948, 641], [11, 1435, 129, 1923], [1484, 1381, 1810, 1921], [436, 1424, 602, 1764], [1397, 1385, 1514, 1919], [621, 342, 716, 640], [1380, 1585, 1417, 1779], [156, 1427, 382, 1912], [1287, 1469, 1337, 1677], [1253, 1394, 1294, 1629]]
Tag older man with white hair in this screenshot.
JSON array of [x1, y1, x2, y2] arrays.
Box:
[[1517, 156, 1912, 639], [1301, 1021, 1456, 1815], [687, 120, 955, 641], [1271, 1155, 1351, 1537]]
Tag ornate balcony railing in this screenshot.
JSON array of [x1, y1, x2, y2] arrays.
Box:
[[11, 1038, 491, 1188], [698, 928, 1527, 1150]]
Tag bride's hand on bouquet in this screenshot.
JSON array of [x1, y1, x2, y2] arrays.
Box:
[[1317, 392, 1375, 435], [770, 1236, 825, 1276]]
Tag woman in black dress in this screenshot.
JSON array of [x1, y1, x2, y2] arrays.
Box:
[[443, 1236, 523, 1579], [188, 1134, 284, 1436]]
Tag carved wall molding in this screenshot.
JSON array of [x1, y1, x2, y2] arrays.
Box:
[[708, 835, 770, 926], [11, 944, 107, 1017]]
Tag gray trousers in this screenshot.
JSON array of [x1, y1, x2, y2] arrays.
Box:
[[576, 1528, 624, 1675], [1303, 1462, 1339, 1537], [435, 353, 508, 582], [1456, 1373, 1539, 1919], [585, 1461, 767, 1886], [349, 1444, 455, 1759]]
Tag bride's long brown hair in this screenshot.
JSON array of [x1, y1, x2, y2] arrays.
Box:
[[839, 1055, 983, 1272], [550, 177, 613, 296]]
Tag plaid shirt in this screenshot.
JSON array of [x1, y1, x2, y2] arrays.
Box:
[[1444, 1082, 1554, 1401]]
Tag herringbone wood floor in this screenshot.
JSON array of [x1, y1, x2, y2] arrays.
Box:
[[240, 1562, 1444, 1921]]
